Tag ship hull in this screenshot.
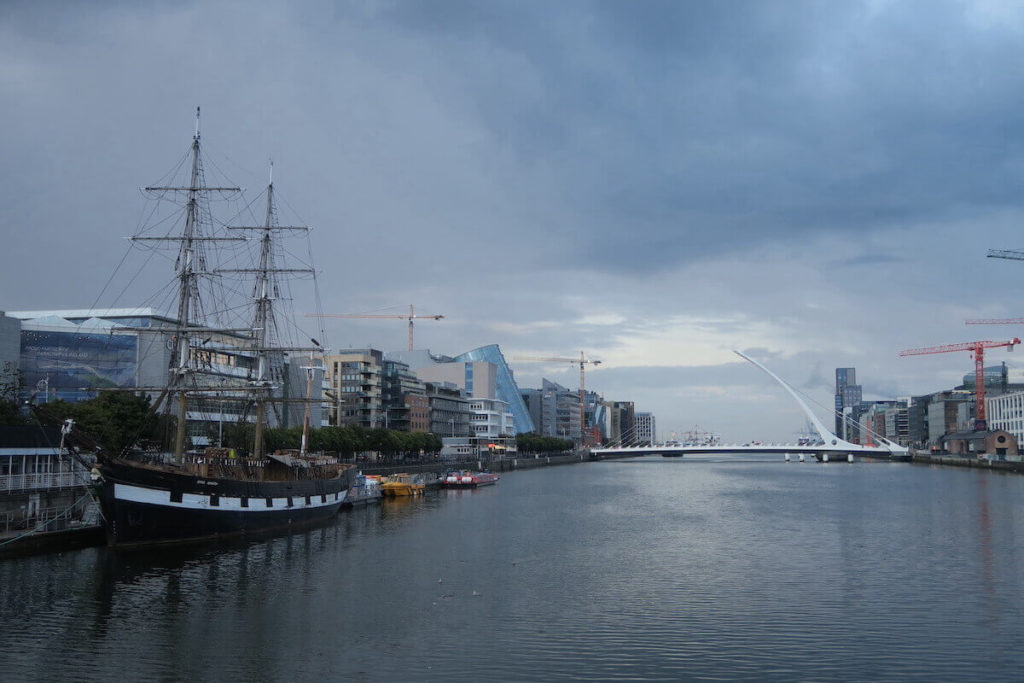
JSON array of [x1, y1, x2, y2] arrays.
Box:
[[95, 460, 354, 548]]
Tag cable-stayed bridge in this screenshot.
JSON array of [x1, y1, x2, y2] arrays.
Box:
[[590, 351, 910, 462], [591, 441, 903, 461]]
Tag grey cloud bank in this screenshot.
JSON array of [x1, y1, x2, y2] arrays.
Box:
[[4, 0, 1024, 441]]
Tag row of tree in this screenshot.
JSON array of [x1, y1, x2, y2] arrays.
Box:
[[2, 383, 578, 457], [6, 391, 445, 458], [515, 433, 574, 453], [223, 423, 443, 458]]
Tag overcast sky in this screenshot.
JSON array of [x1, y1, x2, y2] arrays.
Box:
[[6, 0, 1024, 442]]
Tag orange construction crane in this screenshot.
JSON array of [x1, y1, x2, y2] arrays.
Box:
[[306, 304, 444, 351], [513, 351, 602, 443], [899, 338, 1020, 430]]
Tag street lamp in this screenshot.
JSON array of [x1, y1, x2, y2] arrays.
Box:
[[218, 379, 226, 447]]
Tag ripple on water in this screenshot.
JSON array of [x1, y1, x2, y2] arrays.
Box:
[[3, 461, 1024, 681]]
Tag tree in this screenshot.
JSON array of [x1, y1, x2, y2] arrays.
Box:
[[42, 392, 160, 455], [516, 432, 573, 454], [0, 362, 27, 425]]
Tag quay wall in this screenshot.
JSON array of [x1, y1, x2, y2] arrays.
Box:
[[360, 451, 596, 477], [911, 452, 1024, 474], [360, 449, 649, 477]]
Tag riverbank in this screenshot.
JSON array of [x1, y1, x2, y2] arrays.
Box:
[[1, 450, 637, 560], [360, 450, 603, 478], [911, 451, 1024, 473]]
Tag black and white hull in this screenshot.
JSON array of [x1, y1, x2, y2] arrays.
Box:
[[95, 460, 354, 548]]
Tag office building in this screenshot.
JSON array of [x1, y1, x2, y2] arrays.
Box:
[[387, 345, 535, 434], [325, 349, 384, 428], [835, 368, 862, 440], [635, 412, 656, 445]]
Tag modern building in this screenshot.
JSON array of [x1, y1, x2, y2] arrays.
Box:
[[451, 345, 535, 434], [608, 401, 636, 445], [382, 359, 427, 431], [10, 308, 171, 403], [0, 313, 19, 392], [835, 368, 862, 440], [588, 392, 609, 444], [985, 390, 1024, 450], [906, 395, 929, 447], [326, 349, 384, 428], [416, 360, 498, 401], [926, 391, 973, 444], [387, 345, 535, 434], [961, 363, 1010, 391], [5, 308, 316, 447], [634, 412, 656, 445], [521, 379, 582, 442], [884, 400, 910, 446], [468, 397, 517, 456], [425, 381, 472, 438], [404, 394, 431, 433]]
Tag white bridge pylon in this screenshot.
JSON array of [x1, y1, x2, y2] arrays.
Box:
[[591, 350, 909, 459]]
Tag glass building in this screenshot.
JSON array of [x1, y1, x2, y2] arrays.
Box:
[[11, 310, 164, 403], [451, 345, 535, 434], [7, 308, 321, 446]]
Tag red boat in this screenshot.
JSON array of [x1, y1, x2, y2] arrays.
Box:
[[440, 470, 499, 488]]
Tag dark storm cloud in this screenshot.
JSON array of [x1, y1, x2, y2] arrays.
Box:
[[365, 0, 1024, 273], [5, 0, 1024, 440]]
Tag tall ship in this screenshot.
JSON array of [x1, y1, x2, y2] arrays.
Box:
[[79, 109, 355, 548]]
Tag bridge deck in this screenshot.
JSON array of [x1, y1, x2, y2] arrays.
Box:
[[592, 444, 900, 457]]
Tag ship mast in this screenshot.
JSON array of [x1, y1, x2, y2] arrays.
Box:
[[170, 111, 204, 459], [138, 107, 244, 462], [250, 170, 276, 457], [224, 162, 319, 459]]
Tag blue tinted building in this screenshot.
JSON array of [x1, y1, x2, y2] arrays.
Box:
[[451, 345, 535, 434]]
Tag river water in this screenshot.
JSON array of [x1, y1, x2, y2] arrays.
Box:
[[3, 455, 1024, 681]]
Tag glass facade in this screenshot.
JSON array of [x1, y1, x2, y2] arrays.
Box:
[[21, 329, 138, 402], [452, 345, 535, 434]]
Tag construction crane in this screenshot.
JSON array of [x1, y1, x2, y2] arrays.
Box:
[[987, 249, 1024, 261], [966, 318, 1024, 325], [900, 338, 1021, 431], [306, 304, 444, 351], [513, 351, 602, 444]]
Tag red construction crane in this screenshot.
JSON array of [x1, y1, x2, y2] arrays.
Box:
[[306, 304, 444, 350], [513, 351, 602, 444], [900, 338, 1021, 430], [966, 318, 1024, 325]]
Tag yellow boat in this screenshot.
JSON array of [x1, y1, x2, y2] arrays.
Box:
[[380, 473, 425, 497]]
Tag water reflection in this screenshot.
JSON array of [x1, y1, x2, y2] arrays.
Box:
[[3, 460, 1024, 681]]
